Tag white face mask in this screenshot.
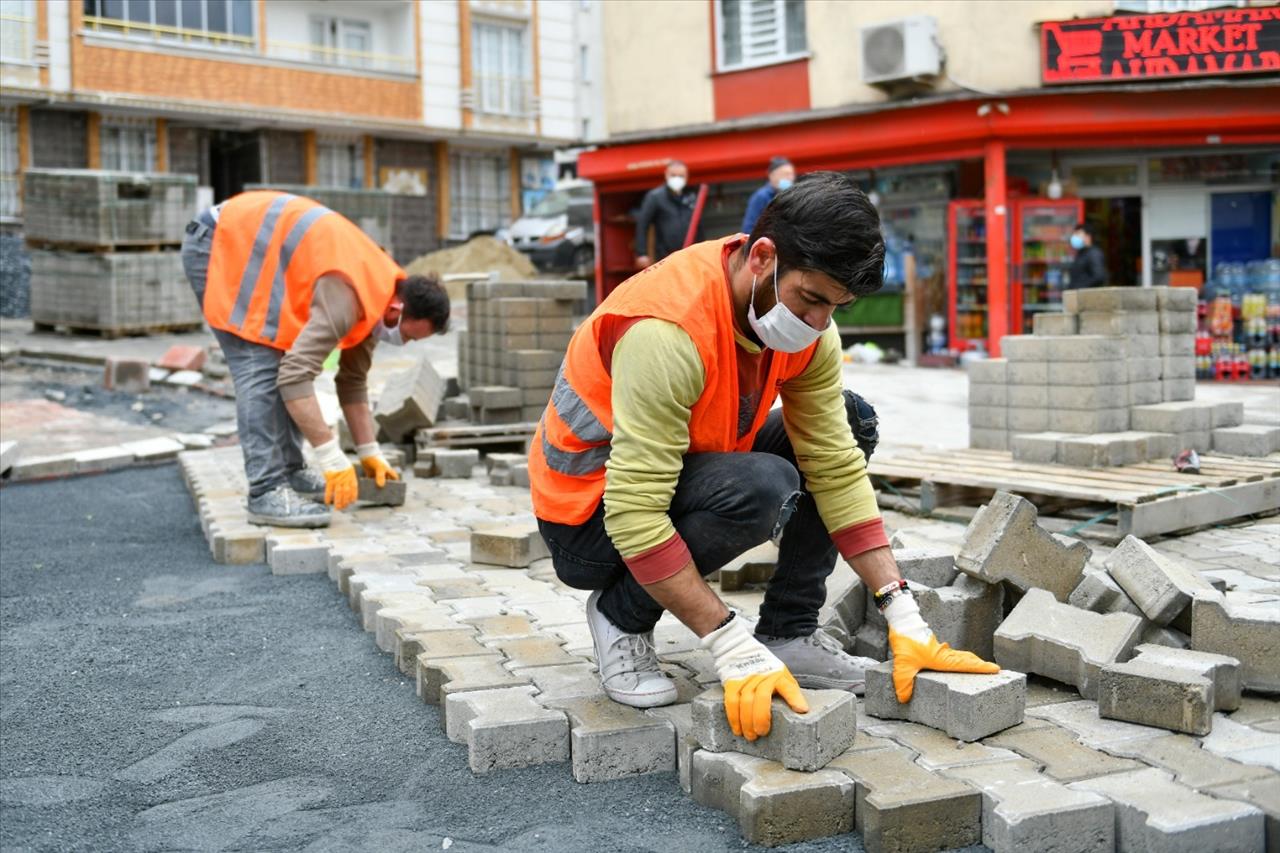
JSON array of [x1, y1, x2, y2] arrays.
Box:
[[747, 263, 827, 353], [371, 319, 404, 346], [666, 175, 687, 193]]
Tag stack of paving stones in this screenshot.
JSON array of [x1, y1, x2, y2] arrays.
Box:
[[968, 285, 1277, 462], [457, 280, 587, 424], [179, 448, 1280, 852]]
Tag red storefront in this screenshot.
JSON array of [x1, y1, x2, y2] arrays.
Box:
[[579, 7, 1280, 358]]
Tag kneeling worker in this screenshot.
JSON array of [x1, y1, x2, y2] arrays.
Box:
[[181, 190, 450, 528], [530, 172, 997, 740]]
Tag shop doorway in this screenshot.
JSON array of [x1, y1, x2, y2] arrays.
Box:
[[1083, 196, 1141, 287], [208, 131, 261, 203]]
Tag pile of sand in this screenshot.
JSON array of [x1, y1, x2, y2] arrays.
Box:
[[405, 236, 537, 282]]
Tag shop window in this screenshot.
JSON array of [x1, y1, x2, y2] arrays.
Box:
[[1070, 163, 1139, 189], [1149, 152, 1280, 186], [449, 150, 510, 239], [716, 0, 807, 72], [309, 16, 372, 68], [100, 117, 156, 172], [82, 0, 255, 49], [472, 19, 531, 117], [0, 106, 18, 220], [316, 138, 361, 188]]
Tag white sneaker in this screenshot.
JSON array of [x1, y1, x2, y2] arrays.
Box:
[[585, 590, 678, 708]]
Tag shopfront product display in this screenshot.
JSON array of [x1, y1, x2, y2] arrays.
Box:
[[1196, 260, 1280, 382]]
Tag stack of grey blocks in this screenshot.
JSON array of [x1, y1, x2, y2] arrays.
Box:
[[24, 169, 202, 334], [967, 286, 1273, 463], [458, 280, 587, 424], [245, 183, 394, 257]]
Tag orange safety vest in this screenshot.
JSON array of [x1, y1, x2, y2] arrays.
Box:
[[529, 236, 822, 525], [203, 191, 405, 351]]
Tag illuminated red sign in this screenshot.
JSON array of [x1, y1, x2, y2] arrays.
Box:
[[1042, 6, 1280, 84]]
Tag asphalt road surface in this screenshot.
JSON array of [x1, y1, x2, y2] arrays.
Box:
[[0, 465, 984, 853]]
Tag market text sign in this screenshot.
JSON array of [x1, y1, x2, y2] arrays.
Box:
[[1042, 6, 1280, 84]]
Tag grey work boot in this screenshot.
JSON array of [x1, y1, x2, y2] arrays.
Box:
[[585, 590, 678, 709], [758, 629, 879, 694], [287, 467, 327, 499], [246, 484, 331, 528]]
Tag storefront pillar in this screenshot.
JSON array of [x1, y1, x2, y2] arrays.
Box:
[[984, 139, 1010, 356]]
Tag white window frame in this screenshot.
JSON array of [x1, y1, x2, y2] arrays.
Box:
[[471, 18, 531, 117], [81, 0, 256, 51], [99, 116, 156, 173], [0, 106, 19, 220], [0, 0, 37, 65], [449, 149, 510, 239], [315, 136, 361, 189], [1113, 0, 1245, 12], [714, 0, 809, 73], [309, 15, 373, 69]]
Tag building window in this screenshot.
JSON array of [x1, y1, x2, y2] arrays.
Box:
[[716, 0, 807, 72], [472, 19, 531, 117], [309, 16, 372, 68], [316, 137, 361, 188], [0, 107, 19, 219], [82, 0, 255, 49], [100, 116, 156, 172], [449, 150, 510, 238], [0, 0, 37, 64]]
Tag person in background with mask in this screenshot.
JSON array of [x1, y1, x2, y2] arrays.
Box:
[[181, 190, 450, 528], [528, 173, 998, 741], [633, 159, 703, 269], [741, 156, 795, 235], [1067, 221, 1107, 289]]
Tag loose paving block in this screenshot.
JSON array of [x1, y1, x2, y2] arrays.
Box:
[[1129, 380, 1163, 405], [994, 589, 1145, 698], [1070, 767, 1264, 853], [969, 427, 1009, 451], [268, 540, 331, 575], [943, 758, 1114, 853], [895, 547, 959, 588], [854, 622, 890, 661], [968, 405, 1007, 429], [819, 568, 866, 641], [103, 357, 150, 392], [434, 448, 479, 478], [1011, 431, 1076, 464], [1032, 312, 1078, 336], [470, 524, 549, 568], [208, 525, 265, 565], [1006, 384, 1047, 408], [956, 491, 1089, 602], [1046, 334, 1127, 363], [967, 358, 1007, 384], [863, 662, 1026, 741], [916, 574, 1004, 660], [156, 344, 206, 371], [691, 686, 856, 771], [1140, 624, 1191, 649], [1129, 643, 1242, 712], [1214, 425, 1280, 457], [1211, 401, 1246, 429], [1079, 310, 1158, 336], [417, 654, 529, 704], [1002, 335, 1052, 361], [1106, 535, 1215, 627], [1130, 400, 1215, 434], [984, 722, 1143, 783], [969, 383, 1007, 406], [828, 744, 982, 853], [1049, 407, 1129, 434], [374, 356, 446, 441], [1056, 433, 1135, 468], [690, 750, 855, 847], [1006, 406, 1048, 432], [355, 475, 406, 506], [1074, 287, 1159, 313], [547, 695, 675, 782], [1069, 569, 1144, 617], [646, 703, 697, 794], [1098, 659, 1216, 735], [443, 685, 570, 773]]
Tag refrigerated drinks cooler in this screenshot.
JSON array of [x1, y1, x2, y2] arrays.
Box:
[[946, 197, 1084, 351]]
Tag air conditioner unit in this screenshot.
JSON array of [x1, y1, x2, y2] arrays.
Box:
[[860, 16, 941, 85]]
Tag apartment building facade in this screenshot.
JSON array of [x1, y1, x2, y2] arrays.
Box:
[[0, 0, 604, 262], [583, 0, 1279, 355]]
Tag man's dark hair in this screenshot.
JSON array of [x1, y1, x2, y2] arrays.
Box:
[[767, 156, 792, 176], [1075, 222, 1096, 239], [398, 274, 450, 333], [745, 171, 885, 297]]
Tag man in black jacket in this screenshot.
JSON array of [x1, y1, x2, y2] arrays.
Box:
[[1067, 222, 1107, 289], [634, 160, 703, 269]]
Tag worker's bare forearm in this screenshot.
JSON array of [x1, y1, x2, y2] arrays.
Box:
[[846, 545, 901, 595], [283, 394, 334, 448], [341, 401, 377, 447], [640, 560, 730, 637]]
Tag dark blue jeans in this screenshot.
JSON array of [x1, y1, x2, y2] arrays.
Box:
[[538, 391, 879, 638]]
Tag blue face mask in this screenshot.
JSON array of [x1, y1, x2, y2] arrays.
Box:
[[1070, 234, 1085, 251], [776, 178, 793, 191]]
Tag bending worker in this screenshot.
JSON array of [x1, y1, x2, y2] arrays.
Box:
[[529, 172, 997, 740], [181, 190, 450, 528]]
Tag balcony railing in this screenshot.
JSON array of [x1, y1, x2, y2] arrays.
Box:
[[468, 76, 537, 119], [0, 13, 36, 64], [82, 15, 256, 50], [266, 40, 415, 76]]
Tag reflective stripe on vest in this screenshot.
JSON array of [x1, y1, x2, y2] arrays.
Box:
[[228, 193, 294, 329], [261, 205, 334, 342], [540, 366, 612, 476]]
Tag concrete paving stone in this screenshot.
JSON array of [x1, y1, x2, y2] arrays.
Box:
[[1162, 354, 1197, 379], [1027, 699, 1168, 749], [119, 436, 186, 462], [1106, 535, 1215, 626], [854, 622, 891, 661], [1048, 384, 1128, 414], [1074, 287, 1159, 313], [1129, 643, 1242, 712], [864, 662, 1026, 741], [459, 614, 537, 642], [485, 636, 579, 670], [1139, 623, 1192, 650], [398, 628, 489, 676], [956, 491, 1089, 602], [1199, 716, 1280, 771], [355, 476, 406, 507], [73, 445, 134, 474], [1006, 406, 1048, 432], [1229, 697, 1280, 728], [1098, 659, 1216, 736], [995, 588, 1145, 699], [1211, 401, 1247, 429], [1129, 380, 1164, 406], [895, 547, 959, 588], [513, 597, 588, 627], [1011, 431, 1076, 464], [691, 686, 857, 772], [1025, 675, 1086, 708], [646, 703, 697, 794], [969, 383, 1008, 406], [916, 573, 1004, 660], [347, 572, 420, 613], [1191, 591, 1280, 693], [985, 721, 1142, 783], [1214, 425, 1280, 456], [969, 427, 1009, 451], [373, 603, 454, 652], [1205, 775, 1280, 853], [665, 649, 720, 685], [443, 685, 570, 774], [1048, 406, 1130, 434], [417, 653, 530, 705], [418, 578, 492, 600], [1109, 732, 1275, 790], [1069, 568, 1145, 617], [443, 595, 518, 622], [1127, 356, 1163, 382], [1159, 310, 1198, 334], [1003, 335, 1052, 361], [469, 524, 549, 568], [1007, 360, 1047, 384], [520, 663, 605, 704], [819, 569, 866, 642], [1047, 358, 1127, 384], [546, 695, 676, 783], [1130, 400, 1216, 434], [267, 540, 331, 575], [828, 744, 982, 853], [1033, 312, 1078, 336], [1071, 767, 1264, 853], [1127, 334, 1161, 359], [943, 758, 1115, 853], [543, 621, 595, 656], [373, 356, 446, 441], [863, 720, 1018, 770], [208, 524, 265, 565], [103, 356, 150, 392], [967, 358, 1007, 384], [433, 448, 480, 478]]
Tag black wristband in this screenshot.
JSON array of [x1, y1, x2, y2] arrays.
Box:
[[713, 610, 736, 632]]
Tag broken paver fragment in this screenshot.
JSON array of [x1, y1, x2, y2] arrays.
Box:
[[955, 491, 1089, 602], [1191, 591, 1280, 693], [993, 589, 1144, 699], [1105, 535, 1215, 626], [1097, 658, 1216, 736], [469, 524, 549, 568], [690, 686, 856, 772], [863, 662, 1026, 741], [443, 685, 570, 774]]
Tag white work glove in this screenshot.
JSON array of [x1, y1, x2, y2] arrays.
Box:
[[355, 442, 400, 487], [701, 614, 808, 741], [314, 437, 358, 509]]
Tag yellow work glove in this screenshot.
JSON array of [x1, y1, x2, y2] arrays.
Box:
[[313, 437, 358, 510], [356, 442, 400, 487], [702, 613, 809, 741], [882, 586, 999, 703]]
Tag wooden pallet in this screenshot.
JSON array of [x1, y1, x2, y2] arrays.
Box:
[[26, 238, 183, 253], [416, 421, 538, 450], [869, 447, 1280, 541]]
